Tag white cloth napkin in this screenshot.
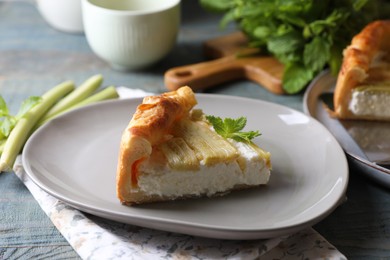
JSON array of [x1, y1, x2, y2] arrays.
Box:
[[14, 87, 347, 260]]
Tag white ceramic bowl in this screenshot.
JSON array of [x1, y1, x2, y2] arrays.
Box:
[[37, 0, 83, 33], [82, 0, 181, 70]]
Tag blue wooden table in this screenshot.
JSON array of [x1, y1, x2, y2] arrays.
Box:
[[0, 2, 389, 259]]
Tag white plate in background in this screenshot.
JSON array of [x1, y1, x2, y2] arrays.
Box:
[[304, 70, 390, 188]]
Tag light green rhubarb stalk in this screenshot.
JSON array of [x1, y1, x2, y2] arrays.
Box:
[[71, 85, 118, 108], [37, 74, 103, 125], [0, 139, 5, 155], [0, 81, 75, 172], [36, 85, 119, 127]]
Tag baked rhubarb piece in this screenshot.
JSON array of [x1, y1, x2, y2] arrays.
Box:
[[116, 86, 271, 205], [333, 20, 390, 121]]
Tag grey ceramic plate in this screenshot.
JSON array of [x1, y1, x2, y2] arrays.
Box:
[[23, 94, 348, 240], [303, 70, 390, 188]]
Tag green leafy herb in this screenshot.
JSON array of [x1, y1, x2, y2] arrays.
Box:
[[199, 0, 390, 94], [206, 115, 260, 143], [0, 75, 119, 172], [0, 95, 42, 138]]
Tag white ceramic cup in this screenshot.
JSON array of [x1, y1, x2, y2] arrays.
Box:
[[36, 0, 84, 33], [82, 0, 181, 70]]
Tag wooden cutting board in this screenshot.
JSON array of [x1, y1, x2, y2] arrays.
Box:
[[164, 32, 285, 94]]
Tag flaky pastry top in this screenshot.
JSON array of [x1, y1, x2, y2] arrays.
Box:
[[128, 86, 197, 144], [116, 86, 197, 203], [333, 20, 390, 119]]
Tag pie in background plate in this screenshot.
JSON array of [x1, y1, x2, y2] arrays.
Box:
[[333, 20, 390, 121], [116, 86, 271, 205]]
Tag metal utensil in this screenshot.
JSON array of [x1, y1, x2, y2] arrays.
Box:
[[317, 94, 390, 167]]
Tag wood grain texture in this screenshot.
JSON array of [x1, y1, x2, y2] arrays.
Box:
[[314, 159, 390, 259], [0, 172, 80, 259], [165, 32, 285, 94]]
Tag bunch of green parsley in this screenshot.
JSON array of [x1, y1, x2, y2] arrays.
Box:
[[199, 0, 390, 94]]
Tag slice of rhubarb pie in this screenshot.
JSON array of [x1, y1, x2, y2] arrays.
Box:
[[333, 20, 390, 121], [116, 86, 271, 205]]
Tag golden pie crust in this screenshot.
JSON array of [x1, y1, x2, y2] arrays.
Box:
[[116, 86, 197, 204], [333, 20, 390, 120]]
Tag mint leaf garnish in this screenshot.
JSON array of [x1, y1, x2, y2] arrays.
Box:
[[206, 115, 261, 143]]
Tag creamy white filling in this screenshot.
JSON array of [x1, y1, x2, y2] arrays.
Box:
[[349, 90, 390, 118], [137, 141, 270, 198]]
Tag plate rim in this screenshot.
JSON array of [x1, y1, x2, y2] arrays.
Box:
[[22, 93, 349, 239]]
